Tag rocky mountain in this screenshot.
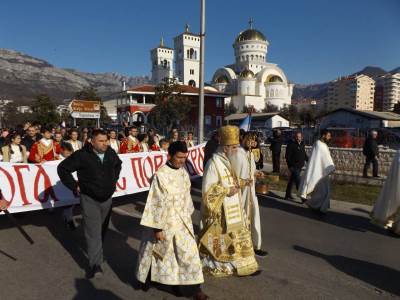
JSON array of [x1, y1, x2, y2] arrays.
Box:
[[351, 66, 387, 78], [292, 82, 329, 101], [0, 49, 150, 104]]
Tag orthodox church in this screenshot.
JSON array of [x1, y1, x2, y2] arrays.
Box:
[[211, 20, 293, 111], [149, 21, 293, 111]]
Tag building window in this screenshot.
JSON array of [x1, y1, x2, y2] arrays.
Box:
[[205, 115, 212, 125], [216, 116, 222, 127], [216, 97, 224, 108], [190, 69, 195, 75]]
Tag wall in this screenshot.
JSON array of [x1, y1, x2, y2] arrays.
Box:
[[261, 145, 396, 185]]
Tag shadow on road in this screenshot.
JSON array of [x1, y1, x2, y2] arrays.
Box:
[[72, 278, 123, 300], [258, 193, 389, 235], [293, 245, 400, 296]]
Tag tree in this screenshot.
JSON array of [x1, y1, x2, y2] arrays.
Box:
[[280, 104, 300, 124], [74, 87, 111, 126], [31, 94, 59, 126], [262, 103, 279, 113], [224, 102, 237, 115], [2, 103, 30, 128], [149, 78, 192, 133], [241, 105, 257, 113], [298, 107, 317, 127]]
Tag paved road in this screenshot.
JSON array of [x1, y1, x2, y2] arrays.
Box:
[[0, 189, 399, 300]]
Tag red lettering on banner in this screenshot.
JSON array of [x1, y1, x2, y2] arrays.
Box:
[[190, 149, 200, 174], [130, 157, 145, 189], [142, 156, 154, 186], [13, 165, 32, 205], [153, 155, 165, 172], [116, 177, 126, 191], [0, 167, 15, 205], [34, 165, 60, 203], [198, 147, 204, 173]]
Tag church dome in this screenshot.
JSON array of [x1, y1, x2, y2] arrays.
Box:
[[239, 69, 255, 79], [235, 29, 266, 43], [215, 75, 229, 83]]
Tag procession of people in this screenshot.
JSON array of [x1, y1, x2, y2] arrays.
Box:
[[0, 122, 399, 299]]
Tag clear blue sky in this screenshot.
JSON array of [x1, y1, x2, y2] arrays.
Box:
[[0, 0, 399, 84]]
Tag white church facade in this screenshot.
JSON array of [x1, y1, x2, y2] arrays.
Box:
[[211, 20, 294, 111]]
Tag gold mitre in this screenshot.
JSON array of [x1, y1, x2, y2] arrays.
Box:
[[219, 125, 240, 146]]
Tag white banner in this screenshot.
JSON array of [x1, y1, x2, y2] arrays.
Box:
[[0, 144, 205, 214]]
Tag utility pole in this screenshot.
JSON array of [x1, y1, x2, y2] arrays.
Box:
[[198, 0, 205, 143]]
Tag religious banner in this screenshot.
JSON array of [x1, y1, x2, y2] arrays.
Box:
[[0, 143, 205, 214]]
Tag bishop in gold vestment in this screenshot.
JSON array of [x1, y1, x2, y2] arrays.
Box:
[[199, 125, 259, 277]]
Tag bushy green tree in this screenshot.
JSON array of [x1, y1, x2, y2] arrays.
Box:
[[31, 94, 59, 125], [149, 78, 192, 132]]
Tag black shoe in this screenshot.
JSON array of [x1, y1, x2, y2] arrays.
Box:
[[65, 220, 76, 231], [373, 175, 380, 178], [255, 249, 268, 257], [194, 291, 209, 300], [284, 195, 294, 201], [300, 197, 307, 204], [363, 175, 369, 178], [87, 265, 103, 279], [250, 270, 262, 277]]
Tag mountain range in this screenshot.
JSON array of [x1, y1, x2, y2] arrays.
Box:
[[0, 48, 398, 104], [0, 49, 149, 104]]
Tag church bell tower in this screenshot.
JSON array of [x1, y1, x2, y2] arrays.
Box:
[[150, 37, 174, 84], [173, 24, 200, 87]]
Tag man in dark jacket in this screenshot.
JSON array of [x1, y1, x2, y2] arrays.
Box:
[[21, 126, 39, 152], [363, 130, 379, 178], [58, 129, 122, 278], [269, 129, 283, 173], [285, 131, 308, 200]]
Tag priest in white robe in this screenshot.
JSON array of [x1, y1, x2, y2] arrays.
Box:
[[299, 129, 335, 214], [371, 150, 400, 235], [199, 125, 259, 277], [230, 132, 267, 257], [136, 141, 207, 300]]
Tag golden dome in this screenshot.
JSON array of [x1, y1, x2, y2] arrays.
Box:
[[239, 69, 255, 79], [268, 76, 283, 83], [235, 29, 266, 43], [215, 75, 229, 83]]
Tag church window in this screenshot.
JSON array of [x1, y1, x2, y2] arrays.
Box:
[[187, 49, 190, 58], [246, 55, 249, 61], [251, 55, 254, 60], [246, 45, 249, 48], [189, 48, 195, 59], [256, 55, 258, 60], [271, 89, 274, 97]]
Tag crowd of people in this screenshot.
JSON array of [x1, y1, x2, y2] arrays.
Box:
[[0, 122, 398, 300], [0, 123, 197, 164]]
